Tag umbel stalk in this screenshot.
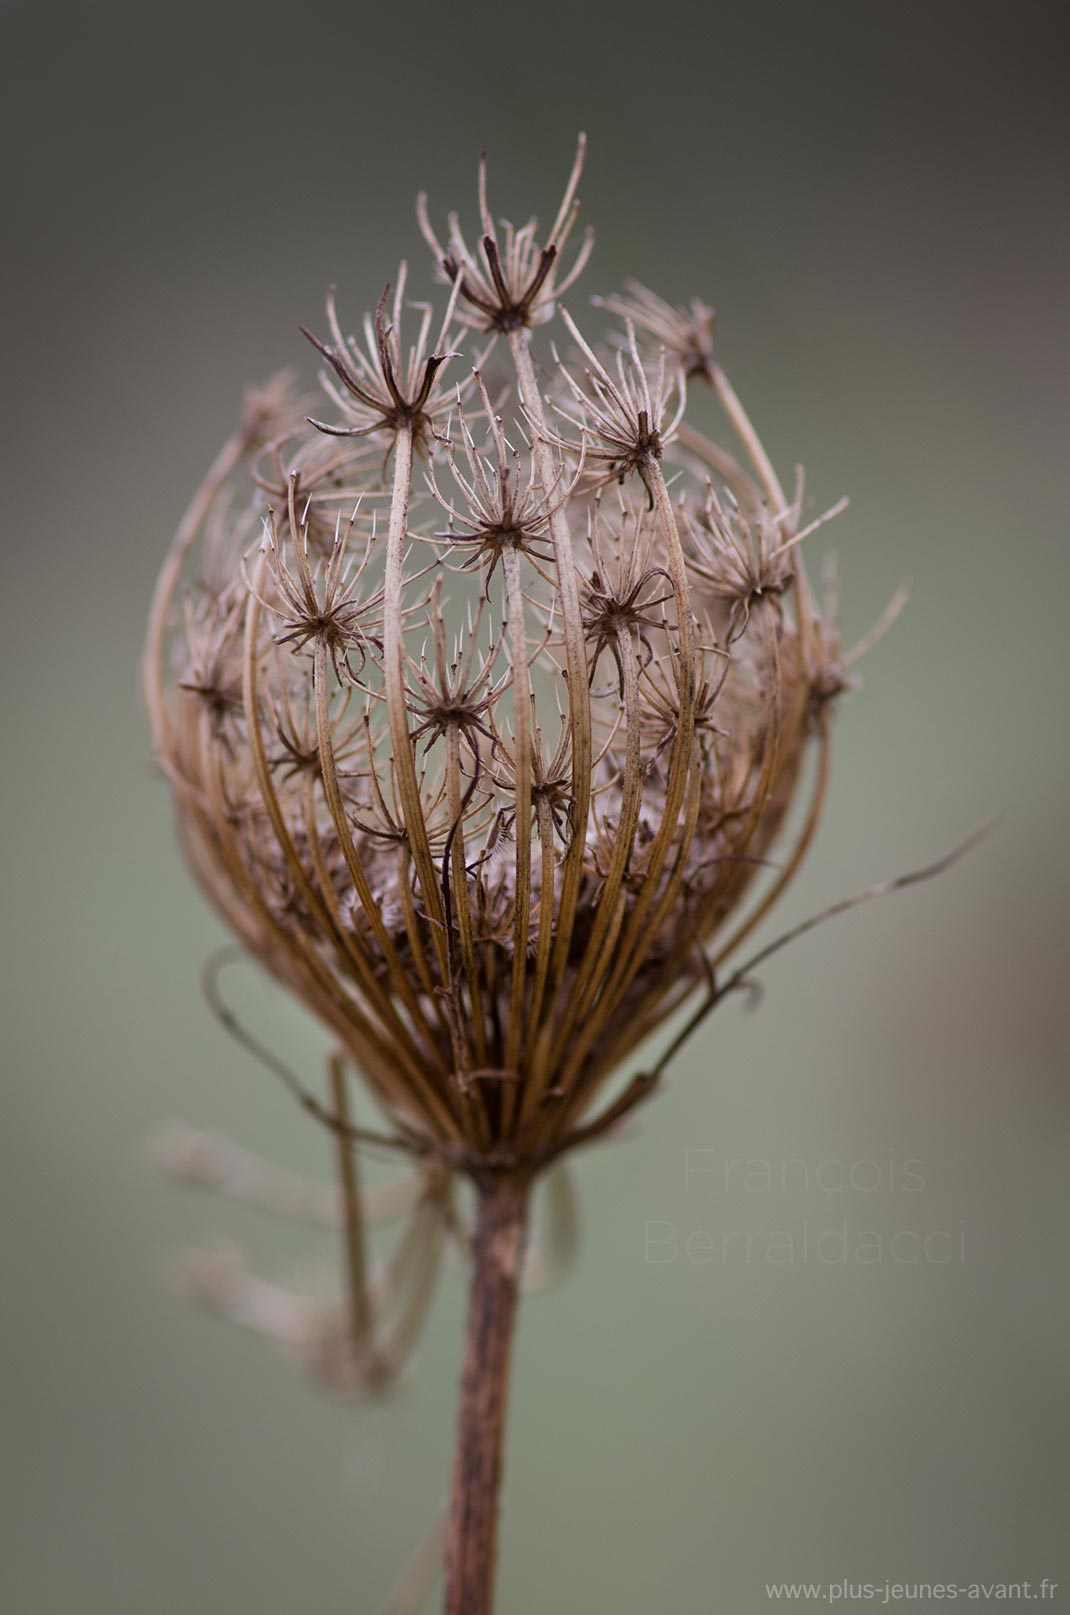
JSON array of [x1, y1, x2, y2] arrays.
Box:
[[445, 1172, 531, 1615]]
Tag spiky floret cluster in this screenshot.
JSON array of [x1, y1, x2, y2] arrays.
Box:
[[146, 140, 880, 1181]]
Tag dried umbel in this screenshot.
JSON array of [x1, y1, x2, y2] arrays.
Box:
[[144, 140, 906, 1614]]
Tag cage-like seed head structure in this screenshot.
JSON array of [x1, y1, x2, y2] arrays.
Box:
[[145, 143, 860, 1177]]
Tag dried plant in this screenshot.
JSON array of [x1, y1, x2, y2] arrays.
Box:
[[144, 139, 967, 1615]]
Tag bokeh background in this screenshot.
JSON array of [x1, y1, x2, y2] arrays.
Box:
[[3, 2, 1068, 1610]]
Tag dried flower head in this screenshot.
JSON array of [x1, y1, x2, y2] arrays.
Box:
[[597, 279, 717, 383], [144, 140, 882, 1190], [417, 138, 592, 332]]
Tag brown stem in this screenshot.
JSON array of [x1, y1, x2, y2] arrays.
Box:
[[327, 1052, 374, 1353], [444, 1171, 531, 1615]]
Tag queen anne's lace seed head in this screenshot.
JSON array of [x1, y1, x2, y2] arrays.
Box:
[[146, 142, 881, 1178]]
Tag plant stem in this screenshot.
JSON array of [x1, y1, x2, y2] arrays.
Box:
[[327, 1051, 374, 1352], [444, 1170, 531, 1615]]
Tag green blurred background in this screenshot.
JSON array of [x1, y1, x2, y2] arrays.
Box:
[[3, 2, 1068, 1610]]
